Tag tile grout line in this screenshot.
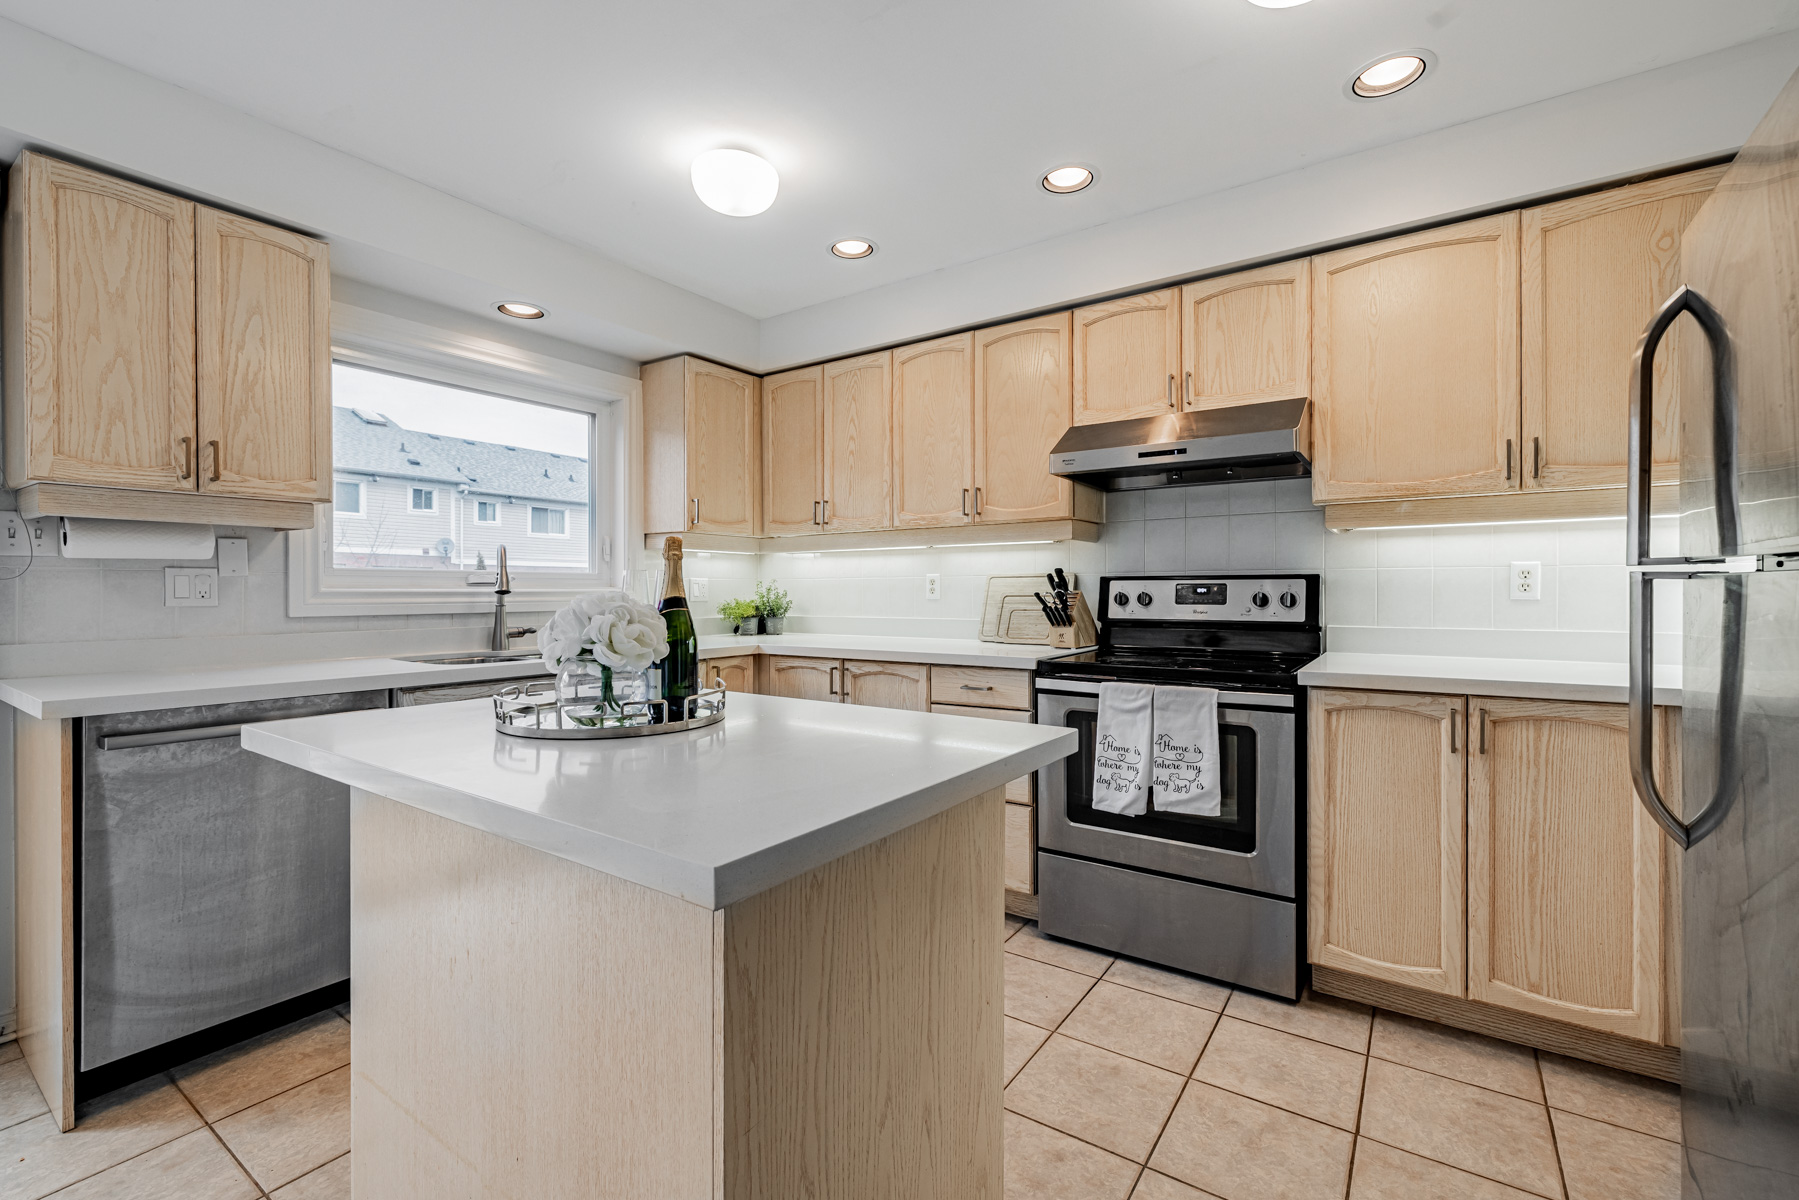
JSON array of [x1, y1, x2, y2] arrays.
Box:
[[1129, 998, 1230, 1195], [171, 1070, 271, 1198], [1354, 1133, 1568, 1200], [1545, 1102, 1681, 1145], [1542, 1051, 1572, 1200], [1341, 1009, 1376, 1200]]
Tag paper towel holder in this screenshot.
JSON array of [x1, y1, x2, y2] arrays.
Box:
[[59, 517, 218, 561]]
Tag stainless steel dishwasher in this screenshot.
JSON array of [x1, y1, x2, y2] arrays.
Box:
[[79, 690, 388, 1075]]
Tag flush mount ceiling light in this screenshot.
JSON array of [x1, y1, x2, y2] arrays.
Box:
[[830, 238, 875, 259], [690, 148, 780, 216], [1351, 53, 1428, 98], [1246, 0, 1313, 7], [1042, 165, 1095, 194], [496, 301, 546, 319]]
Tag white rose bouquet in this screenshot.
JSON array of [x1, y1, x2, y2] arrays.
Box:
[[539, 589, 670, 673]]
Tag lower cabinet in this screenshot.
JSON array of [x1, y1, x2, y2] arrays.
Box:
[[843, 661, 929, 711], [703, 654, 757, 693], [764, 655, 840, 701], [1309, 687, 1677, 1045]]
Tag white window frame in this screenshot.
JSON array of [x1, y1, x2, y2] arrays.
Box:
[[334, 479, 362, 515], [529, 506, 568, 537], [290, 302, 640, 618], [409, 486, 437, 513], [474, 499, 500, 525]]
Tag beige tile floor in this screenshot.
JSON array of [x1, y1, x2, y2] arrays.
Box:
[[0, 922, 1683, 1200], [1002, 916, 1683, 1200], [0, 1003, 350, 1199]]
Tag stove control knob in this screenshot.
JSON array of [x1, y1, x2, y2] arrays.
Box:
[[1113, 591, 1130, 609], [1136, 591, 1154, 608], [1251, 590, 1271, 609], [1279, 591, 1299, 609]]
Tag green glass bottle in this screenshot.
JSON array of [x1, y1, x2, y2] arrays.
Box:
[[657, 536, 699, 718]]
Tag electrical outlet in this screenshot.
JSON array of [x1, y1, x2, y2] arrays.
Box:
[[216, 537, 249, 577], [165, 568, 220, 607], [1510, 561, 1542, 600], [0, 514, 27, 558], [925, 573, 941, 601], [691, 577, 710, 601]]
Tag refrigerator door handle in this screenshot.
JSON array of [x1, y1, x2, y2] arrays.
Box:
[[1627, 284, 1740, 566], [1629, 568, 1747, 849]]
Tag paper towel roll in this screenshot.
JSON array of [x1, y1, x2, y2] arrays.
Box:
[[59, 518, 217, 561]]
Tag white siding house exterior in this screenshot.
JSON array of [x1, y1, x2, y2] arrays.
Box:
[[331, 408, 590, 571]]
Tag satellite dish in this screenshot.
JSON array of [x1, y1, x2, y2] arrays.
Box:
[[435, 537, 456, 558]]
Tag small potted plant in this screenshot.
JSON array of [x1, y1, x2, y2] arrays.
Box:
[[718, 597, 759, 635], [755, 580, 793, 635]]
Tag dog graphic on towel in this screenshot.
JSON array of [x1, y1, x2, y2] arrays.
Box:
[[1153, 731, 1207, 799]]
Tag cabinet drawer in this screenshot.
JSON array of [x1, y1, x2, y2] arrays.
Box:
[[932, 703, 1031, 803], [1005, 802, 1036, 893], [931, 666, 1031, 710]]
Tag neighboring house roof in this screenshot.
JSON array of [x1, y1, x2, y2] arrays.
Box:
[[332, 407, 587, 504]]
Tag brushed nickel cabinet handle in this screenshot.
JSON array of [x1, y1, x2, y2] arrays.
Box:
[[1478, 708, 1488, 754], [813, 500, 821, 525], [208, 440, 222, 482], [829, 665, 839, 696], [823, 499, 831, 524], [1533, 436, 1541, 479], [1167, 374, 1175, 408], [1505, 439, 1513, 481], [960, 684, 993, 691], [1185, 371, 1192, 407], [974, 487, 983, 515], [1449, 709, 1458, 754], [178, 437, 193, 481], [962, 488, 970, 517]]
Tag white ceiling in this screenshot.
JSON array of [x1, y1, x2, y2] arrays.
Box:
[[3, 0, 1797, 330]]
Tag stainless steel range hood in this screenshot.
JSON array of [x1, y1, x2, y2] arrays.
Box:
[[1047, 397, 1309, 491]]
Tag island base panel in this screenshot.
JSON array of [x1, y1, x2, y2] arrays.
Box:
[[350, 785, 1005, 1199]]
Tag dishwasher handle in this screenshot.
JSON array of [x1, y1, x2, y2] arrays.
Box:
[[99, 723, 244, 751]]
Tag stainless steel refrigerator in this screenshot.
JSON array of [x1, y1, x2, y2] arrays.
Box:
[[1628, 60, 1799, 1198]]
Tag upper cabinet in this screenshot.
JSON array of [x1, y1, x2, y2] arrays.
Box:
[[644, 356, 760, 536], [974, 314, 1080, 523], [1521, 167, 1724, 491], [893, 334, 974, 529], [822, 352, 893, 532], [3, 152, 331, 523], [1181, 261, 1310, 412], [1072, 289, 1180, 424], [762, 365, 823, 535], [1311, 212, 1521, 503]]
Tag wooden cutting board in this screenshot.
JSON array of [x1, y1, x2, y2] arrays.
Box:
[[980, 573, 1077, 644]]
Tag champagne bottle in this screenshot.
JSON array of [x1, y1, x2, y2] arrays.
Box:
[[657, 537, 699, 717]]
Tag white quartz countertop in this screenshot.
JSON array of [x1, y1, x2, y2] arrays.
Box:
[[1297, 652, 1683, 706], [698, 632, 1080, 668], [242, 692, 1076, 909]]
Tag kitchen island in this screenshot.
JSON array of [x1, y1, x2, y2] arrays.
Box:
[[242, 691, 1075, 1199]]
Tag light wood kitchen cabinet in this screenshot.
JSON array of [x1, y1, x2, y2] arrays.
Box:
[[704, 655, 758, 693], [893, 334, 974, 528], [932, 702, 1033, 804], [643, 356, 760, 536], [1521, 167, 1723, 492], [843, 660, 929, 711], [930, 665, 1033, 710], [761, 366, 824, 535], [974, 314, 1078, 523], [1181, 260, 1310, 412], [1072, 289, 1181, 424], [195, 207, 331, 502], [764, 655, 840, 702], [1004, 803, 1035, 893], [821, 352, 893, 532], [1311, 212, 1521, 502], [1308, 689, 1467, 997], [1466, 698, 1664, 1041]]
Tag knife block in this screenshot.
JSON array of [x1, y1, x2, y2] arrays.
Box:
[[1047, 592, 1098, 648]]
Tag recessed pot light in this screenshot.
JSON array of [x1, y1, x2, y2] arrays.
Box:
[[1352, 53, 1427, 98], [690, 148, 780, 216], [1042, 165, 1094, 194], [830, 239, 875, 259], [1247, 0, 1313, 7], [496, 302, 546, 319]]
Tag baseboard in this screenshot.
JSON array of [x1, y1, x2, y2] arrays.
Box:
[[1004, 889, 1039, 920], [1312, 965, 1680, 1083]]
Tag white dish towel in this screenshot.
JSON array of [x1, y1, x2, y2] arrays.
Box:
[[1091, 682, 1153, 815], [1152, 686, 1221, 817]]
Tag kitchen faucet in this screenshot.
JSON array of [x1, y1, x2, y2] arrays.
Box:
[[491, 545, 538, 652]]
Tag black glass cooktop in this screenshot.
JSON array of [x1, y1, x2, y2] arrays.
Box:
[[1036, 646, 1314, 690]]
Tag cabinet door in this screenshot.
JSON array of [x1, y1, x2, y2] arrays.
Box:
[[822, 352, 892, 532], [765, 656, 840, 702], [893, 334, 974, 528], [687, 359, 759, 535], [843, 660, 929, 711], [1311, 213, 1521, 502], [1073, 289, 1180, 425], [762, 366, 823, 535], [703, 655, 757, 694], [195, 208, 330, 501], [1308, 689, 1466, 996], [1181, 261, 1310, 411], [1466, 698, 1664, 1040], [1521, 167, 1723, 491], [6, 152, 197, 492], [974, 314, 1073, 523], [933, 703, 1032, 804]]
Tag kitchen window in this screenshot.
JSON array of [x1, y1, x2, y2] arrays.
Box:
[[292, 311, 633, 618]]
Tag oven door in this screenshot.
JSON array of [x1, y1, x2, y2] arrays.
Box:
[[1035, 682, 1296, 899]]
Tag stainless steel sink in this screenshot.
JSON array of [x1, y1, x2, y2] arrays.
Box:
[[398, 651, 544, 665]]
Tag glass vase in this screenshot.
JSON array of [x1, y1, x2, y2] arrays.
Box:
[[555, 656, 650, 727]]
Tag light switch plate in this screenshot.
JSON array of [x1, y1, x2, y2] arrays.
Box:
[[25, 518, 56, 557], [691, 577, 710, 601], [216, 537, 249, 577], [166, 567, 219, 607], [1510, 561, 1542, 600], [0, 515, 28, 558]]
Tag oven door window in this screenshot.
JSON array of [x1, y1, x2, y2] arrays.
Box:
[[1063, 708, 1257, 854]]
